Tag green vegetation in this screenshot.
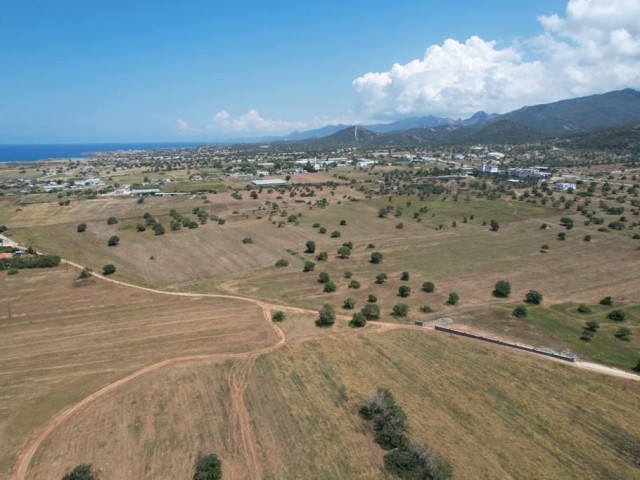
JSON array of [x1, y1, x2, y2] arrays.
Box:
[[512, 305, 528, 318], [316, 304, 335, 327], [193, 453, 222, 480], [421, 281, 435, 293], [370, 252, 383, 264], [446, 292, 459, 305], [305, 240, 316, 254], [102, 264, 116, 275], [275, 259, 289, 268], [493, 280, 511, 298], [349, 312, 366, 328], [76, 223, 86, 233], [0, 254, 61, 271], [392, 304, 409, 317], [62, 464, 95, 480], [107, 235, 120, 247], [272, 311, 286, 322], [525, 290, 543, 305]]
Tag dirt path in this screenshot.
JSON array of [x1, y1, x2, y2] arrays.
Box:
[[9, 259, 639, 479]]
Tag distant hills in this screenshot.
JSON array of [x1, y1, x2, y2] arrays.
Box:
[[277, 88, 640, 148]]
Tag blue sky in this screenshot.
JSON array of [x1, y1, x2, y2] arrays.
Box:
[[1, 0, 639, 143]]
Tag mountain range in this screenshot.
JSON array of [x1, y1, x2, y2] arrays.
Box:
[[276, 88, 640, 147]]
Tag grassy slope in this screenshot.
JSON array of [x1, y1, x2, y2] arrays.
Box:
[[25, 329, 640, 479]]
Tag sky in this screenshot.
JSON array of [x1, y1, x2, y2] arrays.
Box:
[[1, 0, 639, 143]]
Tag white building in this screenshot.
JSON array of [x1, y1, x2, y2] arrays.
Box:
[[554, 182, 576, 191]]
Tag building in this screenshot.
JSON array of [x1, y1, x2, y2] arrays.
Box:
[[252, 179, 288, 187], [477, 163, 499, 174], [508, 168, 552, 180], [554, 182, 577, 191]]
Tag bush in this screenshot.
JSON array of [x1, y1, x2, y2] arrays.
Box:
[[107, 216, 118, 225], [446, 292, 459, 305], [349, 312, 366, 328], [312, 223, 320, 228], [392, 303, 409, 317], [318, 272, 330, 283], [303, 261, 316, 272], [136, 223, 146, 232], [580, 329, 595, 342], [524, 290, 543, 305], [490, 219, 499, 231], [614, 327, 632, 340], [633, 359, 640, 373], [398, 285, 411, 298], [62, 464, 95, 480], [343, 270, 352, 278], [361, 303, 381, 320], [275, 259, 289, 267], [102, 264, 116, 275], [400, 271, 410, 281], [368, 294, 377, 303], [7, 268, 19, 275], [493, 280, 511, 298], [193, 453, 222, 480], [607, 309, 625, 321], [316, 251, 328, 261], [153, 223, 165, 235], [340, 219, 347, 225], [512, 305, 527, 318], [77, 223, 87, 233], [330, 230, 341, 238], [349, 279, 361, 289], [272, 311, 286, 322], [343, 298, 356, 309], [599, 296, 613, 306], [421, 281, 435, 293], [305, 240, 316, 253], [583, 235, 591, 242], [585, 320, 600, 332], [558, 232, 566, 240], [375, 272, 387, 284], [384, 442, 453, 480], [78, 267, 92, 279], [316, 304, 335, 327], [577, 304, 592, 314], [319, 227, 326, 234], [107, 235, 120, 247], [323, 281, 337, 292], [242, 237, 253, 244], [370, 251, 383, 264], [420, 305, 433, 313]]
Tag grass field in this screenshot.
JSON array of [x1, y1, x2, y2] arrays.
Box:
[[23, 329, 640, 479], [0, 267, 277, 479]]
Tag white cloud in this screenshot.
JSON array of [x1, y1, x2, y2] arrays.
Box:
[[207, 109, 323, 136], [176, 118, 195, 135], [353, 0, 640, 119]]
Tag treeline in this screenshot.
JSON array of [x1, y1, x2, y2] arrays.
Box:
[[0, 254, 61, 270], [360, 388, 452, 480]]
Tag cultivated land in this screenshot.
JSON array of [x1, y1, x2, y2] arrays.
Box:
[[1, 156, 640, 479]]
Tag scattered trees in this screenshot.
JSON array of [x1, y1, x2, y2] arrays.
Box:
[[368, 294, 377, 303], [493, 280, 511, 298], [318, 272, 330, 284], [316, 251, 328, 261], [323, 281, 337, 292], [524, 290, 543, 305], [400, 271, 410, 281], [107, 216, 118, 225], [577, 304, 592, 314], [193, 453, 222, 480], [303, 261, 316, 272], [337, 245, 351, 258], [275, 259, 289, 267], [153, 223, 165, 235], [330, 230, 341, 238], [599, 296, 613, 306], [614, 327, 632, 341], [349, 279, 361, 289], [316, 304, 336, 327]]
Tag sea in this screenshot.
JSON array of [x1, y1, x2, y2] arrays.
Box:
[[0, 142, 210, 163]]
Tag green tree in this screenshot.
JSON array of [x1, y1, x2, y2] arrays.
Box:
[[607, 309, 625, 321], [512, 305, 528, 318], [392, 303, 409, 317], [350, 312, 366, 328], [349, 279, 361, 289], [153, 223, 165, 235], [107, 235, 120, 247], [323, 281, 337, 292], [272, 311, 285, 322], [614, 327, 631, 340], [368, 294, 377, 303], [361, 303, 381, 320], [275, 259, 289, 267], [577, 304, 592, 314], [421, 281, 435, 293], [77, 267, 92, 279], [337, 245, 351, 258], [599, 296, 613, 306], [585, 320, 600, 332], [62, 464, 95, 480], [305, 240, 316, 253], [102, 264, 116, 275], [400, 271, 410, 281], [633, 359, 640, 373], [330, 230, 341, 238], [317, 304, 336, 327], [193, 453, 222, 480], [490, 219, 499, 231], [446, 292, 459, 305], [316, 251, 328, 261], [107, 216, 118, 225], [303, 261, 316, 272], [76, 223, 86, 233], [370, 252, 383, 264], [375, 272, 387, 284], [525, 290, 543, 304], [318, 272, 330, 283], [398, 285, 411, 298], [343, 298, 356, 309], [493, 280, 511, 298], [136, 223, 146, 232]]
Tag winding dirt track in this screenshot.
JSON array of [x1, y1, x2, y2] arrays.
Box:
[[9, 259, 639, 479]]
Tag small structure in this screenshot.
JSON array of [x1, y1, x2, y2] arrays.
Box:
[[554, 182, 576, 191], [414, 320, 425, 327], [252, 179, 288, 187]]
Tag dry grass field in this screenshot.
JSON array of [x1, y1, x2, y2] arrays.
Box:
[[0, 267, 278, 479], [23, 329, 640, 479]]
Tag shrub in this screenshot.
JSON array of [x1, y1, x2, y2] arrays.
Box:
[[319, 227, 326, 234], [272, 311, 286, 322], [633, 359, 640, 373], [303, 261, 315, 272], [136, 223, 146, 232], [375, 272, 387, 284], [153, 223, 165, 235], [583, 235, 591, 242], [77, 223, 87, 233], [62, 464, 95, 480], [330, 230, 341, 238], [343, 270, 352, 278], [524, 290, 543, 305], [78, 267, 92, 279], [607, 309, 625, 321], [323, 281, 337, 292], [368, 294, 377, 303], [361, 303, 381, 320], [446, 292, 459, 305], [340, 219, 347, 225], [275, 259, 289, 267], [312, 223, 320, 228], [316, 251, 328, 261], [370, 251, 383, 264], [102, 264, 116, 275], [242, 237, 253, 244], [343, 298, 355, 309], [305, 240, 316, 253], [193, 453, 222, 480], [577, 304, 592, 314], [392, 303, 409, 317], [420, 305, 433, 313], [585, 320, 600, 332], [318, 272, 330, 283], [107, 235, 120, 247], [349, 279, 361, 289], [400, 271, 410, 281], [614, 327, 632, 340], [384, 442, 453, 480], [493, 280, 511, 298], [337, 245, 351, 258], [107, 216, 118, 225], [512, 305, 527, 318], [398, 285, 411, 298], [7, 268, 18, 275], [558, 232, 566, 240], [580, 329, 595, 342], [421, 281, 435, 293], [316, 304, 335, 327], [490, 219, 499, 231], [349, 312, 366, 328], [599, 296, 613, 306]]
